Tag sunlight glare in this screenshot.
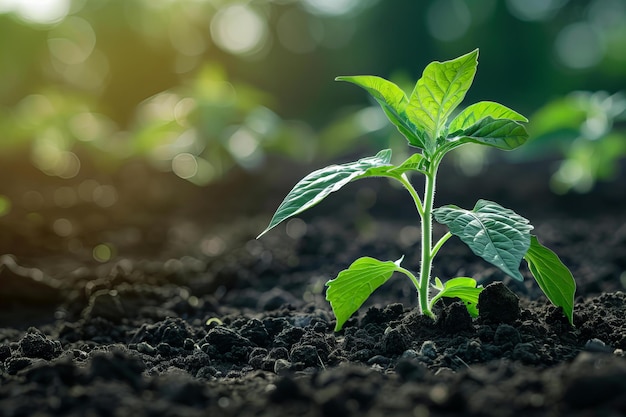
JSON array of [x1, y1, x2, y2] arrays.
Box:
[[0, 0, 70, 24]]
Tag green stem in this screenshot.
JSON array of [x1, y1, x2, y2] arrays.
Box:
[[396, 266, 420, 292], [418, 163, 439, 318], [397, 174, 424, 217], [393, 159, 446, 319], [432, 232, 452, 259]]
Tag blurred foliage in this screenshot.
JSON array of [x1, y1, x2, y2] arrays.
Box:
[[0, 195, 10, 217], [0, 0, 624, 192], [525, 91, 626, 193]]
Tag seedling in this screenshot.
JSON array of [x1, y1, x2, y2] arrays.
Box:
[[258, 49, 576, 331]]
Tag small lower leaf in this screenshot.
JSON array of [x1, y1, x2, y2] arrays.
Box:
[[326, 257, 400, 331], [430, 277, 483, 317], [524, 235, 576, 325]]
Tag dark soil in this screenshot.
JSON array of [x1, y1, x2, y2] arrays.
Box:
[[1, 155, 626, 416]]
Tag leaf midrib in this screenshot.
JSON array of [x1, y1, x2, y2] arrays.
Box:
[[462, 210, 508, 267]]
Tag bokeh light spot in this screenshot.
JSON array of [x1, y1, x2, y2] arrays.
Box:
[[245, 107, 280, 137], [92, 185, 118, 208], [78, 179, 99, 202], [52, 218, 73, 237], [427, 0, 471, 42], [286, 218, 307, 239], [189, 157, 216, 186], [32, 139, 81, 179], [588, 0, 626, 28], [47, 17, 96, 65], [399, 226, 421, 248], [0, 0, 70, 24], [303, 0, 359, 16], [93, 243, 114, 263], [69, 112, 115, 142], [174, 98, 196, 127], [356, 106, 387, 131], [555, 22, 604, 69], [57, 152, 81, 179], [506, 0, 569, 22], [16, 94, 54, 128], [172, 152, 198, 179], [228, 128, 259, 160], [210, 4, 268, 56], [138, 92, 180, 123], [201, 236, 225, 257]]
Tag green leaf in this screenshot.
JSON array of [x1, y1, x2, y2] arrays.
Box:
[[389, 152, 428, 175], [448, 101, 528, 133], [406, 49, 479, 148], [335, 76, 426, 149], [524, 236, 576, 325], [258, 150, 393, 238], [430, 277, 483, 318], [447, 117, 529, 151], [326, 257, 401, 331], [433, 200, 533, 281], [354, 152, 429, 179]]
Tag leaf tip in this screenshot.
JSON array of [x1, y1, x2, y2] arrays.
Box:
[[256, 224, 274, 239]]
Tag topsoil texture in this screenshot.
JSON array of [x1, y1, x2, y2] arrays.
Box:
[[1, 155, 625, 417]]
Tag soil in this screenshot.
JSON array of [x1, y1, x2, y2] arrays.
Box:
[[1, 154, 626, 417]]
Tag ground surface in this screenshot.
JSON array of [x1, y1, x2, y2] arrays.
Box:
[[1, 155, 625, 416]]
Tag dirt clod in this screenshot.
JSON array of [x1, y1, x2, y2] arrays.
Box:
[[478, 282, 520, 324]]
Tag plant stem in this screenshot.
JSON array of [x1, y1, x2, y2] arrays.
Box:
[[418, 163, 439, 318], [398, 174, 424, 216], [395, 160, 443, 318], [432, 232, 452, 258], [396, 266, 420, 293]]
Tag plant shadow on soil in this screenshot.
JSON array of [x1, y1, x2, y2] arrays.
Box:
[[1, 156, 626, 416]]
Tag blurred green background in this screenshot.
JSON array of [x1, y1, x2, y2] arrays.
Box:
[[0, 0, 625, 223]]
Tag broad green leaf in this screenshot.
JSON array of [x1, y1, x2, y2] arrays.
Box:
[[524, 236, 576, 325], [258, 150, 393, 238], [448, 101, 528, 133], [358, 152, 429, 178], [442, 117, 529, 156], [336, 76, 426, 149], [430, 277, 483, 318], [389, 152, 428, 175], [406, 49, 479, 148], [433, 200, 533, 281], [326, 257, 401, 331]]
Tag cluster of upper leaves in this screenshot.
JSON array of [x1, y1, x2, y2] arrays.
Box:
[[259, 49, 576, 331], [336, 49, 529, 163]]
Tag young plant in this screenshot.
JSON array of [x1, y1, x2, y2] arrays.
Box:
[[258, 49, 576, 331]]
